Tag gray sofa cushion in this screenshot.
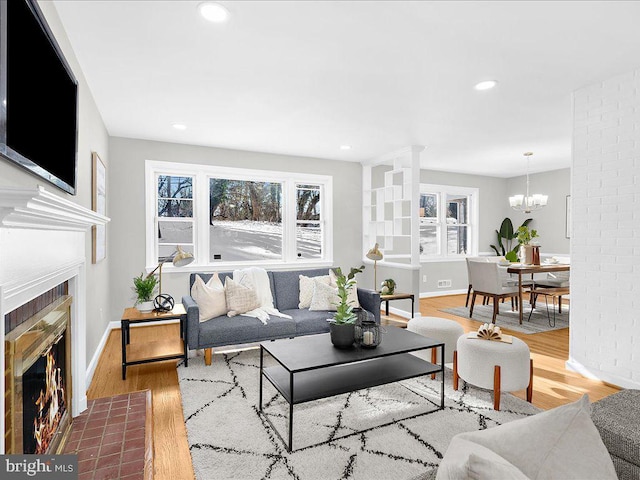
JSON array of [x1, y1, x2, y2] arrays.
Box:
[[271, 268, 330, 310], [283, 308, 333, 335], [198, 314, 296, 347], [591, 389, 640, 470]]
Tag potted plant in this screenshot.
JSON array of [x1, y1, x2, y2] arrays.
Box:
[[516, 225, 539, 265], [329, 265, 364, 348], [490, 217, 532, 262], [133, 273, 158, 312]]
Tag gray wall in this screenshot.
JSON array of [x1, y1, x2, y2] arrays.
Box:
[[418, 169, 507, 295], [0, 2, 110, 368], [414, 168, 571, 296], [505, 168, 570, 255], [107, 137, 364, 318]]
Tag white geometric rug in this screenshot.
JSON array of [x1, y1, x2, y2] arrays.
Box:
[[178, 349, 540, 480]]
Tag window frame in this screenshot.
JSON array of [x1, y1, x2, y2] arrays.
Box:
[[419, 183, 479, 262], [145, 160, 333, 273]]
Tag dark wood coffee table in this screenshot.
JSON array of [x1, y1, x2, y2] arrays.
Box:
[[259, 326, 444, 452]]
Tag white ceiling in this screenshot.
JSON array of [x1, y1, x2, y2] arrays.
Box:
[[53, 1, 640, 177]]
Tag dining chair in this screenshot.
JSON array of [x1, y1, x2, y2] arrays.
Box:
[[468, 260, 520, 324], [465, 256, 510, 307]]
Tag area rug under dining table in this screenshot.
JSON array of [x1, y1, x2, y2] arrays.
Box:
[[178, 348, 540, 480], [440, 300, 569, 334]]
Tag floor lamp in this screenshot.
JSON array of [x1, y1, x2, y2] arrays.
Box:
[[366, 243, 384, 291]]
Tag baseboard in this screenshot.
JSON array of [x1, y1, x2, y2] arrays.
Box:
[[86, 320, 120, 389], [385, 306, 413, 319], [565, 358, 639, 390], [420, 289, 467, 298]]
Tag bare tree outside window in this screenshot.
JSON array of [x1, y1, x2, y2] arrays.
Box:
[[157, 175, 194, 261], [209, 179, 283, 261], [296, 184, 322, 258]]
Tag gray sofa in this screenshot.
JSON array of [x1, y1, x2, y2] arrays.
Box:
[[182, 268, 381, 364]]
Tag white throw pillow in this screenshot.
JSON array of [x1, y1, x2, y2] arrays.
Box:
[[329, 269, 360, 308], [299, 274, 331, 309], [436, 395, 617, 480], [225, 277, 260, 317], [467, 453, 529, 480], [309, 281, 339, 311], [190, 274, 227, 322]]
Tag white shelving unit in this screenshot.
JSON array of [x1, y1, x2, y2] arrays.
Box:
[[362, 146, 423, 269]]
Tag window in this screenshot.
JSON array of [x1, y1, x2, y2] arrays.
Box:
[[157, 175, 195, 261], [419, 184, 478, 260], [146, 161, 333, 269]]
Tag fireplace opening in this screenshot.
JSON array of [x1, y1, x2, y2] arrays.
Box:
[[4, 295, 72, 454], [22, 331, 67, 454]]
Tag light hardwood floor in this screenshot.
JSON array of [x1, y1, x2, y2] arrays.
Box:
[[88, 294, 619, 479]]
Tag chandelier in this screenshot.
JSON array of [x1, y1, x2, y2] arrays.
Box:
[[509, 152, 548, 213]]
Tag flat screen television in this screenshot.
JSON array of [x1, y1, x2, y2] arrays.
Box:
[[0, 0, 78, 195]]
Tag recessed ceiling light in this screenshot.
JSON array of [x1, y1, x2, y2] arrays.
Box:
[[172, 123, 187, 130], [198, 2, 230, 23], [340, 145, 352, 150], [474, 80, 498, 91]]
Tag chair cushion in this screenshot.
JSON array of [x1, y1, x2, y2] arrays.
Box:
[[283, 308, 332, 335], [198, 314, 296, 346]]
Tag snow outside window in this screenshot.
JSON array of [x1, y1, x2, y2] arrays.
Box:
[[419, 184, 478, 260], [145, 161, 333, 270], [209, 179, 284, 262], [156, 175, 195, 262]]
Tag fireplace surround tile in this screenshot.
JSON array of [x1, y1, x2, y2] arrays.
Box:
[[63, 390, 152, 480]]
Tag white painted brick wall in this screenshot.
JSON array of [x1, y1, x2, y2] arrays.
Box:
[[568, 68, 640, 388]]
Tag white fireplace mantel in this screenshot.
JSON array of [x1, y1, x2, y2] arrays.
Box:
[[0, 185, 109, 453], [0, 185, 109, 230]]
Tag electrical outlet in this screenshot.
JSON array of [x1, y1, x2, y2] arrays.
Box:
[[422, 275, 427, 282], [437, 279, 452, 288]]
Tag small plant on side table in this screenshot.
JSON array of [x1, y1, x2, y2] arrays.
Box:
[[133, 273, 158, 312]]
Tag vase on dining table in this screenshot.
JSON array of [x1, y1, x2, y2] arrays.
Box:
[[519, 244, 534, 265]]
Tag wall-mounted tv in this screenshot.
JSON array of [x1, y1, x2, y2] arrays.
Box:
[[0, 0, 78, 195]]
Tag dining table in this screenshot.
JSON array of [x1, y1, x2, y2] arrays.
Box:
[[506, 263, 571, 324]]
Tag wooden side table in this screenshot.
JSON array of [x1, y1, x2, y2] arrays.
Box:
[[121, 304, 188, 380], [380, 292, 415, 318]]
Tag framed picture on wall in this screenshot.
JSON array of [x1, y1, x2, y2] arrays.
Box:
[[92, 152, 106, 263], [565, 195, 571, 239]]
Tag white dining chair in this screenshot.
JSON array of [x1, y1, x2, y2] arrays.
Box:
[[468, 260, 520, 324]]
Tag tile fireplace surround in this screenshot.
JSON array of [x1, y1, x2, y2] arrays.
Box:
[[0, 186, 109, 453]]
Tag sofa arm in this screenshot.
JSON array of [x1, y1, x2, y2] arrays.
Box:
[[357, 288, 381, 324], [182, 295, 200, 350]]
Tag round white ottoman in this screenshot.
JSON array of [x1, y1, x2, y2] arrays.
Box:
[[454, 335, 532, 410], [407, 316, 464, 363]]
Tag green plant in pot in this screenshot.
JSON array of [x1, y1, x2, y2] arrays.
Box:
[[329, 265, 364, 348], [490, 217, 532, 262], [516, 225, 539, 265], [133, 272, 158, 313]]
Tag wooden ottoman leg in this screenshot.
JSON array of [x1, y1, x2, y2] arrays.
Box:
[[453, 350, 459, 390], [204, 348, 212, 366], [431, 348, 437, 380], [527, 359, 534, 403], [493, 365, 501, 410]]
